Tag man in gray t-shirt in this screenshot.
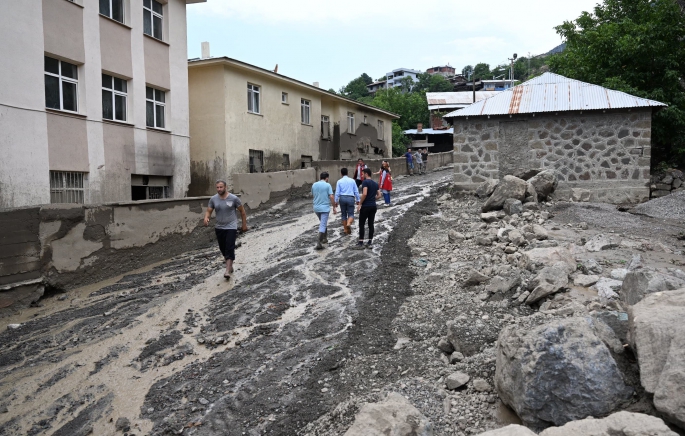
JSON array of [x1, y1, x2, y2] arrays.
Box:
[[204, 180, 248, 279]]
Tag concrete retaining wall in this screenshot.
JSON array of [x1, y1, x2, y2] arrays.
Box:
[[232, 168, 316, 209], [0, 197, 213, 313], [314, 151, 455, 186]]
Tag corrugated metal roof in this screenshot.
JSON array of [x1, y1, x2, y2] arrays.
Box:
[[443, 72, 667, 118], [403, 128, 454, 135], [426, 91, 500, 105]]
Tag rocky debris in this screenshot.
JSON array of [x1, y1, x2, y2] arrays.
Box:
[[631, 189, 685, 221], [628, 288, 685, 429], [476, 179, 500, 199], [571, 188, 592, 202], [610, 268, 629, 280], [477, 425, 536, 436], [115, 417, 131, 432], [628, 254, 643, 271], [538, 411, 679, 436], [344, 392, 433, 436], [464, 269, 491, 286], [481, 211, 506, 223], [621, 270, 685, 305], [524, 182, 538, 204], [585, 234, 619, 252], [578, 258, 603, 275], [486, 275, 521, 294], [528, 170, 558, 202], [472, 379, 491, 392], [592, 278, 624, 304], [574, 274, 599, 287], [495, 317, 632, 430], [437, 338, 454, 354], [445, 372, 470, 390], [503, 199, 523, 216], [648, 168, 684, 199], [482, 176, 528, 212], [526, 266, 569, 304], [524, 247, 576, 273], [446, 315, 500, 357], [448, 230, 466, 243]]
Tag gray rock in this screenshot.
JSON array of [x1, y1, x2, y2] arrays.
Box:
[[464, 269, 491, 286], [495, 317, 632, 430], [579, 258, 603, 275], [344, 392, 433, 436], [574, 274, 599, 287], [449, 351, 464, 363], [524, 247, 576, 273], [523, 202, 540, 211], [571, 188, 592, 202], [526, 266, 569, 304], [448, 230, 466, 243], [486, 275, 521, 294], [437, 337, 454, 354], [621, 270, 685, 305], [610, 268, 629, 280], [503, 199, 523, 215], [629, 288, 685, 429], [539, 411, 678, 436], [628, 254, 643, 271], [524, 181, 538, 204], [592, 310, 630, 344], [593, 278, 624, 303], [477, 425, 536, 436], [115, 417, 131, 432], [446, 372, 470, 390], [508, 230, 525, 247], [481, 211, 505, 223], [585, 234, 619, 252], [532, 225, 548, 240], [661, 175, 674, 184], [476, 179, 500, 198], [476, 236, 493, 246], [529, 170, 559, 201], [472, 378, 492, 392], [483, 176, 528, 212], [198, 397, 209, 405]]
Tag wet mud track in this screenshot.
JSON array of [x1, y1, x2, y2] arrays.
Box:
[[0, 171, 451, 436]]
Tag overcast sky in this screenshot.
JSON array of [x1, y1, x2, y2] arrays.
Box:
[[186, 0, 601, 91]]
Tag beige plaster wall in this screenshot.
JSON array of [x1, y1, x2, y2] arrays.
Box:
[[232, 168, 316, 209], [42, 0, 85, 64], [143, 36, 171, 90], [99, 16, 133, 78], [102, 122, 135, 201], [47, 113, 90, 172], [146, 130, 174, 176]]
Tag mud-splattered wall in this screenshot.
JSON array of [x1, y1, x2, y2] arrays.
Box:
[[233, 169, 316, 209], [0, 198, 213, 314]]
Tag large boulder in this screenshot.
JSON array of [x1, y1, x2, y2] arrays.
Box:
[[539, 411, 678, 436], [482, 176, 528, 212], [523, 247, 576, 274], [621, 270, 685, 305], [628, 288, 685, 429], [495, 317, 632, 430], [528, 170, 558, 201], [476, 179, 500, 198], [526, 266, 569, 304], [344, 392, 433, 436], [477, 425, 536, 436]]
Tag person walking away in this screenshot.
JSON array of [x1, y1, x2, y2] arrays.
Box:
[[420, 148, 428, 174], [334, 168, 360, 235], [355, 168, 381, 249], [413, 149, 423, 175], [379, 161, 393, 207], [352, 158, 367, 189], [204, 180, 248, 279], [404, 148, 414, 176], [311, 172, 336, 250]]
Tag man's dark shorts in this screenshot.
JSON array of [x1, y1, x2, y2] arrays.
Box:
[[216, 228, 237, 260]]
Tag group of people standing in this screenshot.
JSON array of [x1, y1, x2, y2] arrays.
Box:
[[404, 147, 429, 176], [312, 158, 393, 250]]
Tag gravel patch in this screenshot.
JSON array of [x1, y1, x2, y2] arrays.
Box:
[[631, 190, 685, 221]]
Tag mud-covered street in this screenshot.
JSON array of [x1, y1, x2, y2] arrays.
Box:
[[0, 169, 452, 436]]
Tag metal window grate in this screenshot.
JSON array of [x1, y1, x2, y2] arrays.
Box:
[[50, 171, 85, 204], [249, 149, 264, 173], [147, 186, 169, 199]]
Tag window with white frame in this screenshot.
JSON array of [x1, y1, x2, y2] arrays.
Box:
[[100, 0, 124, 23], [50, 171, 86, 204], [301, 99, 311, 124], [281, 92, 288, 104], [377, 120, 384, 140], [321, 115, 330, 139], [146, 86, 165, 128], [247, 84, 260, 114], [45, 56, 78, 112], [347, 112, 355, 134], [102, 74, 127, 121], [143, 0, 163, 40]]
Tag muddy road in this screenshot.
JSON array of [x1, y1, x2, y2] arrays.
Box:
[[0, 169, 452, 436]]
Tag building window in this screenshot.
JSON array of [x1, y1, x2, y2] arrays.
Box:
[[281, 92, 288, 104], [301, 155, 313, 169], [45, 56, 78, 112], [363, 115, 368, 124], [247, 84, 260, 114], [347, 112, 355, 134], [249, 149, 264, 173], [377, 120, 384, 140], [282, 154, 290, 169], [100, 0, 124, 23], [146, 86, 165, 128], [301, 99, 311, 125], [321, 115, 330, 140], [143, 0, 163, 40], [102, 74, 127, 121], [131, 175, 170, 200], [50, 171, 86, 204]]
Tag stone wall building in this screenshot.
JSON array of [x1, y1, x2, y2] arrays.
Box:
[[444, 73, 666, 204]]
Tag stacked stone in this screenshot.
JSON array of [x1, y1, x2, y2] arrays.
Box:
[[650, 169, 684, 198], [453, 121, 501, 185]]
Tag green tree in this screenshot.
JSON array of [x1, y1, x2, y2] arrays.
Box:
[[461, 65, 474, 79], [549, 0, 685, 166], [339, 74, 372, 100], [360, 73, 373, 85], [396, 76, 415, 93], [414, 73, 454, 92], [391, 122, 411, 157], [473, 63, 491, 80]]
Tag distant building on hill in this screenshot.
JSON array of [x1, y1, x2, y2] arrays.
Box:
[[426, 65, 456, 77]]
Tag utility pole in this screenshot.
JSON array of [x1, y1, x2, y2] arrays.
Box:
[[472, 70, 476, 104], [508, 53, 518, 88]]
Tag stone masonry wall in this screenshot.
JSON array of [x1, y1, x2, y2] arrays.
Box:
[[452, 109, 653, 203]]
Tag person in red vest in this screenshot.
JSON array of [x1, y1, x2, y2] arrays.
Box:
[[379, 161, 393, 206], [352, 158, 368, 189]]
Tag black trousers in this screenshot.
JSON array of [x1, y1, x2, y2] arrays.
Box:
[[215, 228, 237, 260], [359, 206, 377, 241]]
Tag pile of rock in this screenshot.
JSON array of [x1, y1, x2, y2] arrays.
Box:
[[650, 169, 684, 198], [479, 171, 558, 214]]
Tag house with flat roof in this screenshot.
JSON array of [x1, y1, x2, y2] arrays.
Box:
[[426, 65, 456, 77], [385, 68, 422, 90], [187, 48, 399, 196], [0, 0, 204, 208]]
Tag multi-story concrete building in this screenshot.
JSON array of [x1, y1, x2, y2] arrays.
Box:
[[187, 50, 399, 196], [385, 68, 422, 90], [0, 0, 204, 208], [426, 65, 456, 77]]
